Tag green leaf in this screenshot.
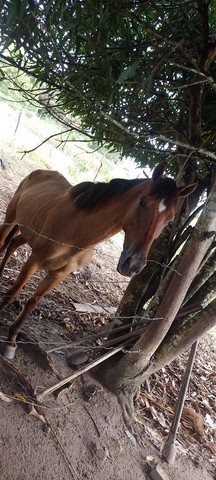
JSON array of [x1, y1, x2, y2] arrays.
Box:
[[116, 61, 139, 84]]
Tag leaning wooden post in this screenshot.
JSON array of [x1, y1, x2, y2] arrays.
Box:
[[161, 340, 198, 464]]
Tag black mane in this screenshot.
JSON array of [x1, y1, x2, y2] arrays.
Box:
[[72, 178, 145, 210], [72, 176, 177, 210]]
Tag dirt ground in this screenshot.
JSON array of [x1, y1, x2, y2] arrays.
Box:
[[0, 155, 215, 480]]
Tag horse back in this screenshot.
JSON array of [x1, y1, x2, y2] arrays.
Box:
[[6, 170, 74, 249]]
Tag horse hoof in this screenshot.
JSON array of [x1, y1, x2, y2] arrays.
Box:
[[4, 346, 16, 360]]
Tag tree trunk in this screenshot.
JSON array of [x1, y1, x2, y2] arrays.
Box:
[[114, 227, 171, 321], [184, 247, 216, 304], [184, 270, 216, 309], [104, 179, 216, 426], [112, 297, 216, 428], [152, 298, 216, 370]]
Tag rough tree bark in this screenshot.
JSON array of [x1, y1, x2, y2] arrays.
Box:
[[184, 270, 216, 309], [184, 247, 216, 304], [104, 179, 216, 426], [114, 227, 171, 321]]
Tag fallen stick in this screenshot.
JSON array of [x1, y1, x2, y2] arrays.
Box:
[[46, 319, 146, 354], [36, 342, 127, 402]]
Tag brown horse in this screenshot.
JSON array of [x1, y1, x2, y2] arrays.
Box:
[[0, 164, 196, 359]]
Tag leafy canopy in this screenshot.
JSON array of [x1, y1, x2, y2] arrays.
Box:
[[0, 0, 216, 172]]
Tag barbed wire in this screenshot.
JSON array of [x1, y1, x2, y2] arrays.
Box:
[[0, 215, 198, 361], [0, 312, 165, 356], [2, 221, 85, 250], [0, 311, 166, 357], [0, 332, 206, 381], [0, 220, 183, 276], [0, 335, 144, 354]]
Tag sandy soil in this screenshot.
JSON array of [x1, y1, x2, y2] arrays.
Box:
[[0, 150, 215, 480]]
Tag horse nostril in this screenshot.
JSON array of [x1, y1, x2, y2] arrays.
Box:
[[125, 256, 132, 267]]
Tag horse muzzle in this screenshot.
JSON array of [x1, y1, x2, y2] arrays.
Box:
[[117, 250, 147, 277]]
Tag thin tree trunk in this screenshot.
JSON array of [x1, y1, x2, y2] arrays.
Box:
[[114, 227, 171, 321], [184, 271, 216, 309], [148, 297, 216, 375], [184, 247, 216, 304]]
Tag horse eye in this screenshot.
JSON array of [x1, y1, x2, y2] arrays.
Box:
[[140, 199, 145, 208]]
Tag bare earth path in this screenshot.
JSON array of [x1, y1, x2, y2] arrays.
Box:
[[0, 147, 215, 480]]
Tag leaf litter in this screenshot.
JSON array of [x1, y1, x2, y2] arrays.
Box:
[[137, 332, 216, 466]]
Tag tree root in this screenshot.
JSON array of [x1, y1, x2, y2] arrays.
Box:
[[117, 389, 136, 433]]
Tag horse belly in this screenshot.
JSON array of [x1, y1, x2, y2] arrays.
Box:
[[39, 246, 94, 273], [15, 189, 65, 246]]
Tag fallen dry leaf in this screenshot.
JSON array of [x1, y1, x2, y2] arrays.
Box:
[[182, 406, 205, 437], [15, 392, 27, 403], [205, 440, 216, 455], [0, 391, 13, 403], [181, 432, 197, 445]]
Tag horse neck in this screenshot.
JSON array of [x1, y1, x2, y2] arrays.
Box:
[[82, 180, 148, 245], [109, 180, 148, 223]]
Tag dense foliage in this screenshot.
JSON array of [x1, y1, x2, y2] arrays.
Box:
[[0, 0, 216, 174]]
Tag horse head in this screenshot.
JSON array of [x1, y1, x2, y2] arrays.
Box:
[[117, 163, 197, 277]]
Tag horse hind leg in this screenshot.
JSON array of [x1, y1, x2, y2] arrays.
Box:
[[4, 266, 71, 359], [0, 234, 26, 276], [0, 224, 19, 254], [0, 190, 22, 252]]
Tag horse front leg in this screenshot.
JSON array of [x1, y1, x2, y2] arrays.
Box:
[[4, 267, 71, 359], [0, 253, 39, 311]]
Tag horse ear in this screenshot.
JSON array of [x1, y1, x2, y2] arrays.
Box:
[[152, 162, 166, 183], [177, 183, 197, 197]]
